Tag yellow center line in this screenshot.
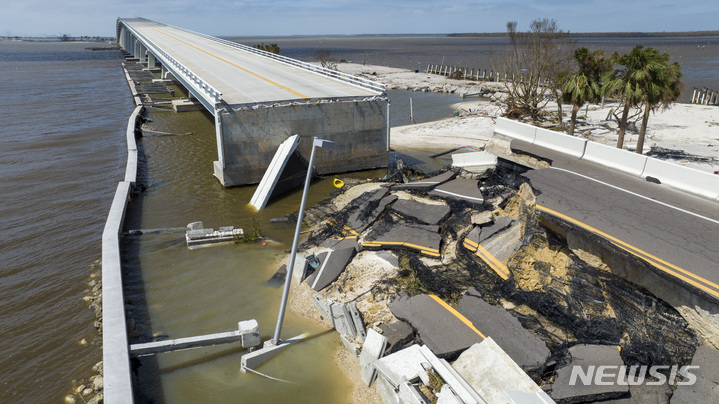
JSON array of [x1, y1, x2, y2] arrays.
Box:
[[462, 238, 510, 280], [362, 240, 440, 257], [428, 294, 486, 339], [139, 23, 309, 99], [536, 204, 719, 298]]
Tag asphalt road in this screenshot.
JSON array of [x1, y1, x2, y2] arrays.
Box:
[[513, 140, 719, 300], [123, 18, 379, 105]]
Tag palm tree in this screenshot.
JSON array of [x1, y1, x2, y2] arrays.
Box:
[[561, 48, 611, 136], [636, 56, 681, 154], [603, 46, 682, 152]]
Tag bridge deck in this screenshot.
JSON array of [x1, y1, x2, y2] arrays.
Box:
[[123, 18, 379, 106]]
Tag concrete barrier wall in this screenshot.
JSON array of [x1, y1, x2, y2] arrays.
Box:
[[494, 118, 719, 201], [124, 106, 143, 184], [214, 97, 389, 186], [102, 181, 135, 403], [533, 127, 587, 159], [583, 141, 648, 177], [102, 67, 142, 404], [494, 117, 536, 143], [642, 158, 719, 200]]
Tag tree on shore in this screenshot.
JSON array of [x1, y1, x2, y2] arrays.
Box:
[[254, 43, 280, 54], [603, 46, 682, 152], [561, 48, 612, 135], [315, 50, 338, 70], [501, 19, 572, 119]]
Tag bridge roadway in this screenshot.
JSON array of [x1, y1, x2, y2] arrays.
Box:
[[120, 18, 380, 107], [117, 18, 389, 187], [512, 140, 719, 304]]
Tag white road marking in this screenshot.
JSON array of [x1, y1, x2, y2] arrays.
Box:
[[550, 167, 719, 225]]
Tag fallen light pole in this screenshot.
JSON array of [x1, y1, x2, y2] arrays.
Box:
[[241, 136, 335, 371]]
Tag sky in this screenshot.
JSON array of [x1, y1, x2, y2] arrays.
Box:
[[2, 0, 718, 38]]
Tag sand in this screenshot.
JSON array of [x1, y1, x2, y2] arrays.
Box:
[[338, 62, 719, 173]]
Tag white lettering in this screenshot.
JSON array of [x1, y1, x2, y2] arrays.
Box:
[[647, 365, 669, 385], [569, 365, 595, 386], [627, 365, 647, 385], [616, 366, 628, 385], [677, 365, 699, 386], [668, 365, 678, 385], [595, 365, 617, 386]]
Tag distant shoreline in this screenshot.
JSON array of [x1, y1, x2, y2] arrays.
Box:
[[449, 30, 719, 38]]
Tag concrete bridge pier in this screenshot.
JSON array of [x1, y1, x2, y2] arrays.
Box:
[[212, 97, 390, 187], [146, 52, 156, 69]]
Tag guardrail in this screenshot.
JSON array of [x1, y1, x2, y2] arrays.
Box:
[[494, 117, 719, 202], [117, 18, 222, 112], [166, 22, 387, 95]]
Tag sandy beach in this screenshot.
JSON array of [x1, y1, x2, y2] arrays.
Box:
[[339, 63, 719, 173]]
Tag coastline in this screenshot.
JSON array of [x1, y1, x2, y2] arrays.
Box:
[[339, 62, 719, 173]]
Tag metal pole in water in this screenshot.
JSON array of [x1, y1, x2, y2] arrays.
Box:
[[409, 98, 414, 123], [271, 137, 334, 345]]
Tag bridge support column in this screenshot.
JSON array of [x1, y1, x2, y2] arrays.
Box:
[[147, 52, 156, 69], [213, 97, 389, 187], [133, 38, 140, 59]]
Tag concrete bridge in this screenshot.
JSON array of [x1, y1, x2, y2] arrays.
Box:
[[116, 17, 389, 187]]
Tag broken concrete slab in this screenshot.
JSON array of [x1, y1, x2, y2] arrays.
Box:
[[360, 328, 388, 386], [363, 223, 442, 258], [392, 170, 456, 191], [346, 190, 398, 233], [456, 288, 550, 374], [391, 199, 451, 225], [601, 382, 671, 403], [250, 134, 306, 210], [378, 320, 415, 354], [478, 216, 513, 243], [376, 374, 401, 404], [462, 226, 482, 253], [398, 378, 428, 403], [436, 384, 463, 404], [670, 345, 719, 403], [375, 250, 400, 268], [503, 390, 556, 404], [464, 220, 522, 280], [451, 151, 498, 171], [550, 344, 629, 403], [418, 345, 485, 404], [429, 177, 484, 205], [172, 98, 203, 112], [305, 247, 356, 291], [319, 236, 359, 251], [330, 301, 357, 339], [453, 338, 548, 404], [390, 294, 484, 359], [240, 334, 306, 371], [471, 210, 494, 226], [375, 344, 430, 386], [185, 225, 244, 248]]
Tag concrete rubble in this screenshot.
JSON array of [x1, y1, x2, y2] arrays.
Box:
[[390, 294, 484, 359], [549, 344, 629, 403], [456, 287, 550, 375], [670, 345, 719, 403], [282, 162, 706, 403], [184, 221, 244, 248]]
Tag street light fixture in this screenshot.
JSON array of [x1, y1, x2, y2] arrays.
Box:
[[271, 136, 334, 345]]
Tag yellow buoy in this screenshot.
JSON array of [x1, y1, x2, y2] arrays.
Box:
[[333, 178, 344, 188]]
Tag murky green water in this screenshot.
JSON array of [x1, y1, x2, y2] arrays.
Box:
[[124, 104, 384, 402]]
